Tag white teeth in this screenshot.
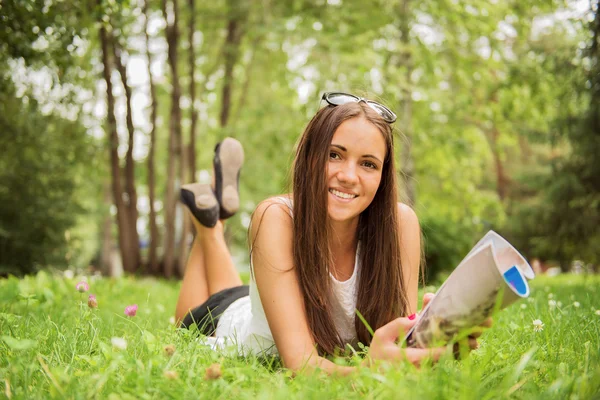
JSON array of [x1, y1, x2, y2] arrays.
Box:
[[329, 189, 357, 199]]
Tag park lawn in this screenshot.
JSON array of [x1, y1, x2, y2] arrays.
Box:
[[0, 272, 599, 399]]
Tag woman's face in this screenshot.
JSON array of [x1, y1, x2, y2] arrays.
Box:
[[326, 116, 387, 223]]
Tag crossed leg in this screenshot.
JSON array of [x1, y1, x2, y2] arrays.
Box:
[[174, 216, 243, 324]]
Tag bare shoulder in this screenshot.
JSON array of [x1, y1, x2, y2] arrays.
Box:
[[253, 195, 292, 216], [251, 197, 292, 233], [249, 196, 294, 260], [397, 202, 420, 232]]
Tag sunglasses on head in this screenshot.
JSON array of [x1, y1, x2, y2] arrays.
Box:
[[321, 92, 397, 124]]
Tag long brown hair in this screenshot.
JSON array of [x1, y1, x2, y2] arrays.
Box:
[[293, 102, 409, 355]]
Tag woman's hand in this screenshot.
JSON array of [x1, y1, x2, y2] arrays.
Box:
[[456, 316, 493, 354], [367, 292, 494, 367], [367, 292, 447, 368], [421, 292, 493, 355], [368, 316, 447, 367]]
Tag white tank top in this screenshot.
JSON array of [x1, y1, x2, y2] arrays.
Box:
[[209, 197, 360, 355]]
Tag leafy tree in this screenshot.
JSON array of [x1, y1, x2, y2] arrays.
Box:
[[0, 84, 102, 275], [2, 0, 595, 279], [511, 2, 599, 270], [0, 0, 101, 275]]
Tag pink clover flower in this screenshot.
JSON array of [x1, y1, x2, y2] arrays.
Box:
[[75, 281, 89, 293], [124, 304, 138, 317]]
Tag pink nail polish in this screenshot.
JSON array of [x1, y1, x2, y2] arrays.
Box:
[[408, 314, 416, 320]]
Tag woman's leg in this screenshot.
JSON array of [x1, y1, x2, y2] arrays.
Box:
[[175, 137, 244, 323], [175, 217, 209, 323], [198, 220, 243, 295], [174, 217, 243, 323]]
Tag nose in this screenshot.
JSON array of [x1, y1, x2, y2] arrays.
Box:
[[337, 162, 359, 185]]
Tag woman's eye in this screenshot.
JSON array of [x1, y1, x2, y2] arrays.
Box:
[[329, 152, 340, 160], [363, 161, 377, 169]]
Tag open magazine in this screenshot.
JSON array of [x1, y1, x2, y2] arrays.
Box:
[[405, 231, 535, 348]]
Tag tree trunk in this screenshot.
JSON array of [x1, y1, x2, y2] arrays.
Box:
[[111, 37, 140, 273], [220, 5, 244, 128], [178, 0, 198, 274], [102, 201, 124, 279], [490, 127, 509, 200], [487, 90, 509, 201], [219, 2, 247, 248], [178, 152, 191, 276], [99, 22, 135, 273], [100, 181, 114, 276], [398, 0, 415, 206], [518, 135, 531, 164], [144, 0, 160, 275], [231, 34, 263, 126], [162, 0, 183, 278], [177, 104, 189, 277], [188, 0, 197, 179]]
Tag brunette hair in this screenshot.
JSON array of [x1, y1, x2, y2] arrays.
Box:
[[292, 102, 409, 355]]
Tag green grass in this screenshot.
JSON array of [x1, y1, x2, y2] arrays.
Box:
[[1, 272, 599, 399]]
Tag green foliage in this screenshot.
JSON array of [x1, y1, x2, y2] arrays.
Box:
[[0, 0, 100, 275], [1, 0, 596, 276], [0, 83, 102, 275], [0, 0, 88, 67], [1, 272, 599, 398], [537, 4, 600, 266], [500, 6, 599, 269]]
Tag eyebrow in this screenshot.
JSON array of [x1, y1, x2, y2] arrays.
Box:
[[331, 144, 383, 164]]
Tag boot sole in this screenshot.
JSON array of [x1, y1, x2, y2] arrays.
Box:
[[216, 138, 244, 217], [180, 183, 219, 228]]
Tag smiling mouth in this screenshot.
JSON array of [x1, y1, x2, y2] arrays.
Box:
[[329, 188, 358, 200]]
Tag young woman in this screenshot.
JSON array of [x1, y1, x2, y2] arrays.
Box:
[[176, 92, 483, 374]]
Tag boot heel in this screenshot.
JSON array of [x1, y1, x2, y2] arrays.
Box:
[[180, 183, 220, 228]]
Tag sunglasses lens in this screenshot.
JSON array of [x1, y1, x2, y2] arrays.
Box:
[[368, 102, 397, 123], [326, 92, 358, 106], [323, 92, 396, 123]]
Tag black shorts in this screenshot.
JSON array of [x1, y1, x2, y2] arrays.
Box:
[[180, 285, 249, 336]]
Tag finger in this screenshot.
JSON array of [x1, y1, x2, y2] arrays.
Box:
[[468, 318, 493, 338], [469, 330, 482, 339], [422, 292, 435, 308], [453, 339, 480, 359], [469, 337, 479, 350], [381, 345, 404, 362], [405, 346, 447, 367], [375, 317, 414, 341], [467, 325, 487, 338]]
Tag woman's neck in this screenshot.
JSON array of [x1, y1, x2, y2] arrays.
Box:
[[328, 218, 359, 280], [330, 215, 359, 244]]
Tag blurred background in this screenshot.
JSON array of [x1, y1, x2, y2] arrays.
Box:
[[0, 0, 598, 281]]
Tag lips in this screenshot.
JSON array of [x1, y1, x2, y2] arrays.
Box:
[[329, 188, 358, 200]]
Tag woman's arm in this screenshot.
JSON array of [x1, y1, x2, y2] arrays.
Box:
[[250, 199, 352, 374], [397, 203, 421, 315]]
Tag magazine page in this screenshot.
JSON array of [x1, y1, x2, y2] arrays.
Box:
[[466, 231, 535, 280], [405, 239, 532, 348]]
